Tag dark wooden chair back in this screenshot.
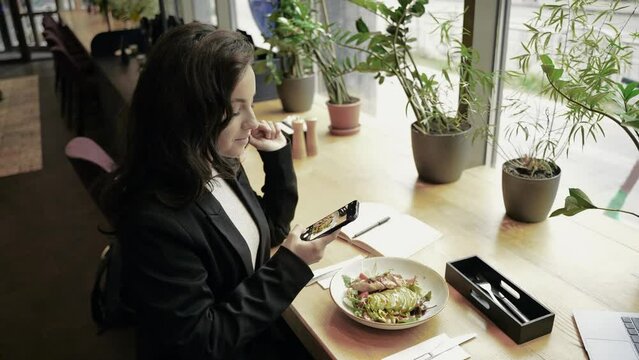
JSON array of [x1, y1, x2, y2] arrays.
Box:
[[91, 29, 147, 57]]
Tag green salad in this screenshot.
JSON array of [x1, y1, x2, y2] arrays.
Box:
[[343, 271, 433, 324]]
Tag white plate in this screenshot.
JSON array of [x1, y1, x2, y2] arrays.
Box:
[[329, 257, 449, 330]]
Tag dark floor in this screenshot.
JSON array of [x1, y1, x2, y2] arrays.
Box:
[[0, 60, 135, 359]]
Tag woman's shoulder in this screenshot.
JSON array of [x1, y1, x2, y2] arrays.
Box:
[[115, 197, 209, 254], [118, 195, 200, 231]]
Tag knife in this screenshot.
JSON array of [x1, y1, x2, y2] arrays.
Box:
[[414, 333, 476, 360]]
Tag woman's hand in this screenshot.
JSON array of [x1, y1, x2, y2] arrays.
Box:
[[249, 120, 287, 152], [281, 225, 338, 265]]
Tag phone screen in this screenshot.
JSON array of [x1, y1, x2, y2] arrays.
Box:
[[301, 201, 359, 241]]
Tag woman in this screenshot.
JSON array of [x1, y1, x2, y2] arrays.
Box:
[[105, 23, 335, 359]]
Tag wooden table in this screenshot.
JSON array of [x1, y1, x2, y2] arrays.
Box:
[[58, 10, 129, 52], [243, 99, 639, 359]]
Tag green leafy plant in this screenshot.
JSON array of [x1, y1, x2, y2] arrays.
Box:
[[265, 0, 356, 104], [336, 0, 493, 134], [511, 0, 639, 218], [108, 0, 156, 23], [551, 188, 639, 218], [262, 0, 314, 84]]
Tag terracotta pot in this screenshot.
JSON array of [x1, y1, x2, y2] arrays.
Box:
[[326, 98, 361, 136], [276, 75, 315, 113], [502, 159, 561, 223], [411, 124, 472, 183]]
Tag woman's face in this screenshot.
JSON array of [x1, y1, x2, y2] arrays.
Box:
[[216, 66, 258, 158]]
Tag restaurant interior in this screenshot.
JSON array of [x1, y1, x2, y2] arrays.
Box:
[[0, 0, 638, 359]]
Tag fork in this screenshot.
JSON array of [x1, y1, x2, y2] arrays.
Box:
[[474, 275, 529, 323]]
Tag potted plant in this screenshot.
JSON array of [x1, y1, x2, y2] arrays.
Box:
[[480, 103, 565, 222], [339, 0, 492, 183], [504, 0, 639, 221], [279, 0, 361, 134], [263, 0, 315, 113]]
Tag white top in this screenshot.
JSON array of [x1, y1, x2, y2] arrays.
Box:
[[209, 170, 260, 269]]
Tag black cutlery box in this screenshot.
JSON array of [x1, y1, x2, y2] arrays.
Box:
[[445, 255, 554, 344]]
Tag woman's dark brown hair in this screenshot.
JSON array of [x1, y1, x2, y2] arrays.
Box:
[[103, 23, 254, 219]]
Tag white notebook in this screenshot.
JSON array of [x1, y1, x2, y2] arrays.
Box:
[[338, 202, 441, 258]]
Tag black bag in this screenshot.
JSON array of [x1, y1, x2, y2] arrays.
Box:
[[91, 237, 135, 333]]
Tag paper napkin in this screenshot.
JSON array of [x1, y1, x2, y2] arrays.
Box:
[[318, 276, 332, 289], [306, 255, 365, 288], [382, 333, 470, 360]]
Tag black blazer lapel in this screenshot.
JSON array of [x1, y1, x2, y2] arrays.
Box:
[[226, 175, 271, 268], [195, 191, 254, 275]]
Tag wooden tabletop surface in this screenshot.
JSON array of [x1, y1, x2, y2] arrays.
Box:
[[243, 99, 639, 359]]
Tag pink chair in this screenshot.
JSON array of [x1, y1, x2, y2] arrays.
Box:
[[65, 137, 116, 213]]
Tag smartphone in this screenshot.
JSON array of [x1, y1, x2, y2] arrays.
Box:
[[300, 200, 359, 241]]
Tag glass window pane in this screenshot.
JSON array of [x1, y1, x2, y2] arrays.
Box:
[[31, 0, 56, 12], [34, 14, 45, 46], [0, 0, 18, 49], [192, 0, 216, 25], [20, 15, 35, 46]]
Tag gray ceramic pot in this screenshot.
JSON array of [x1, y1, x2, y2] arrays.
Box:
[[276, 74, 315, 113], [502, 160, 561, 223], [411, 124, 472, 184]]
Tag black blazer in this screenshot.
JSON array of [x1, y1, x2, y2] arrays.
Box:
[[120, 145, 313, 360]]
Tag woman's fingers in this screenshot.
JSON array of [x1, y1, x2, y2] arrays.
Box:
[[249, 120, 287, 152], [273, 122, 282, 139], [251, 120, 268, 139], [317, 229, 339, 246], [281, 224, 336, 265], [251, 120, 279, 140]]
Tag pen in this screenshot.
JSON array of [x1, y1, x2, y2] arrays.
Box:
[[353, 216, 391, 238]]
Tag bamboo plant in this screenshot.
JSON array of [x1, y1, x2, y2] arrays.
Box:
[[508, 0, 639, 218]]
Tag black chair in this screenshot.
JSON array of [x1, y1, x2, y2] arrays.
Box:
[[50, 45, 98, 134], [91, 29, 147, 57], [42, 14, 88, 56], [43, 29, 93, 78]]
